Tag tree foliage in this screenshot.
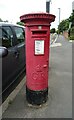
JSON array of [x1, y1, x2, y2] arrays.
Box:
[[0, 18, 8, 22], [69, 10, 74, 27], [58, 10, 74, 33], [69, 10, 74, 22], [50, 28, 56, 33], [16, 21, 24, 26], [0, 18, 3, 22], [58, 19, 69, 33]]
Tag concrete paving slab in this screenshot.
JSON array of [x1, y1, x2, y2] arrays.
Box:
[[50, 43, 62, 47]]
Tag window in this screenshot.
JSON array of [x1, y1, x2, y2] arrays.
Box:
[[14, 27, 25, 44], [2, 26, 13, 48]]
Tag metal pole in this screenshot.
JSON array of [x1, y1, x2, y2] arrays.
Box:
[[58, 8, 61, 35], [46, 0, 51, 13], [58, 8, 60, 26]]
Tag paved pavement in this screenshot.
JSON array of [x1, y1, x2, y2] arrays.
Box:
[[2, 35, 72, 118]]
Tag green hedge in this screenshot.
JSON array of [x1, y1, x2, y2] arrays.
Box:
[[70, 27, 74, 40]]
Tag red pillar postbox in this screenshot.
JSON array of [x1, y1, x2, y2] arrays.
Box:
[[20, 13, 55, 105]]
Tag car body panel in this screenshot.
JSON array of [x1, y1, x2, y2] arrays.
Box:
[[0, 22, 26, 92]]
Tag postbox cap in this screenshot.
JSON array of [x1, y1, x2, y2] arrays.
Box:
[[20, 12, 55, 24]]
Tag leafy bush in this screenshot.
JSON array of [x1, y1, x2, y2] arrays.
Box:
[[50, 28, 56, 33], [70, 27, 74, 40]]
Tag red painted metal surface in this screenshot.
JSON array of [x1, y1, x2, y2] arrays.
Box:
[[20, 13, 55, 91]]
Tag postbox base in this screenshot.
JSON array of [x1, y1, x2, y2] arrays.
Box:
[[26, 87, 48, 105]]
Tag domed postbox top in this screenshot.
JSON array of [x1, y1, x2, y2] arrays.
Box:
[[20, 12, 55, 24]]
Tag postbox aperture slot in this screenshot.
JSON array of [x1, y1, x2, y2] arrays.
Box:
[[32, 31, 47, 35], [35, 40, 44, 55]]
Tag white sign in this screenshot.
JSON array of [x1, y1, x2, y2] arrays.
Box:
[[35, 40, 44, 55]]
